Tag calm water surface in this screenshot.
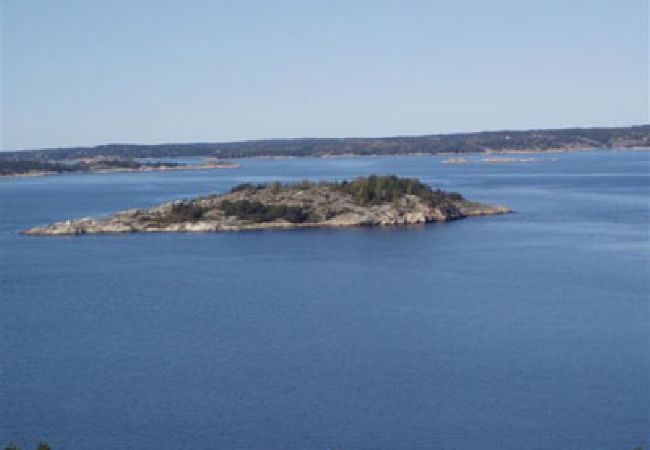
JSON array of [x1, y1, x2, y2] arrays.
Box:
[[1, 151, 648, 450]]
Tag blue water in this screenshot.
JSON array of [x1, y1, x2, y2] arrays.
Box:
[[1, 151, 648, 450]]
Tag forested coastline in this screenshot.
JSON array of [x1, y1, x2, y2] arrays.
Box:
[[1, 125, 647, 161]]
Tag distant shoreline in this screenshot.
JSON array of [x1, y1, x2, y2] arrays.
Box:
[[223, 146, 650, 162], [0, 162, 240, 179], [2, 124, 647, 161], [2, 147, 648, 178]]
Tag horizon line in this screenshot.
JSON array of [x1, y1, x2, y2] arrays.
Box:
[[3, 123, 649, 153]]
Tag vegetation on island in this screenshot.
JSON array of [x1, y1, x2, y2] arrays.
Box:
[[226, 175, 461, 206], [135, 176, 469, 226], [159, 202, 209, 223], [0, 160, 79, 175], [164, 176, 446, 225], [1, 125, 648, 161], [219, 200, 312, 223], [0, 158, 183, 176], [154, 197, 315, 226], [338, 175, 462, 206], [21, 174, 513, 235], [212, 175, 464, 224]]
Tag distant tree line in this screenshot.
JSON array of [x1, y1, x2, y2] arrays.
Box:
[[82, 159, 181, 170], [0, 159, 183, 175], [0, 160, 79, 175], [1, 125, 648, 161]]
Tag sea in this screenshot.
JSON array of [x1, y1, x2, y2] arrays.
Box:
[[1, 150, 648, 450]]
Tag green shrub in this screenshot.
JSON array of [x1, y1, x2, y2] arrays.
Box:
[[229, 182, 265, 193], [338, 175, 459, 206], [222, 175, 464, 209], [158, 203, 206, 224], [0, 160, 80, 175], [220, 200, 310, 223]]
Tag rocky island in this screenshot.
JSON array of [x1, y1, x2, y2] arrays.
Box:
[[21, 175, 511, 235]]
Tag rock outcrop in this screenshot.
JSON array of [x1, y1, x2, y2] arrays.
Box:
[[21, 176, 511, 235]]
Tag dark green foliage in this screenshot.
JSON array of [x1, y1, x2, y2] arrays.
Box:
[[337, 175, 463, 206], [295, 180, 313, 190], [429, 189, 463, 205], [0, 158, 182, 176], [224, 175, 464, 208], [0, 160, 80, 175], [141, 161, 182, 168], [82, 159, 140, 169], [229, 182, 265, 193], [78, 159, 182, 171], [339, 175, 428, 205], [220, 200, 310, 223], [161, 203, 206, 223]]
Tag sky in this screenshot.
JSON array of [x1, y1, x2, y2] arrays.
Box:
[[1, 0, 648, 150]]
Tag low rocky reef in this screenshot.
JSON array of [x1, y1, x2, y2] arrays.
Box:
[[21, 175, 511, 235], [0, 156, 239, 177]]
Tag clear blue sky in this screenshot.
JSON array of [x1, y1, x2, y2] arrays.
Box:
[[1, 0, 647, 150]]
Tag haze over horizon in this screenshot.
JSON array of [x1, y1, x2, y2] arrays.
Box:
[[2, 0, 648, 151]]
